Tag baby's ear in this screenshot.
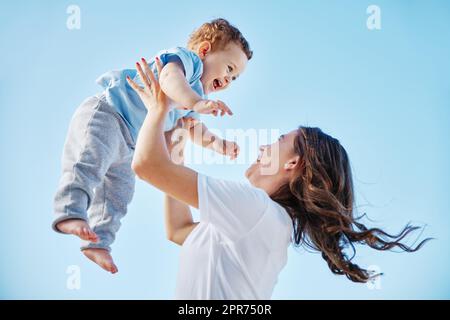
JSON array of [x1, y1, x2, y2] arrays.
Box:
[[198, 41, 212, 58]]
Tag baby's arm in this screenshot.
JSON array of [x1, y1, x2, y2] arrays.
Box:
[[158, 59, 201, 109], [188, 119, 239, 160], [157, 58, 232, 116]]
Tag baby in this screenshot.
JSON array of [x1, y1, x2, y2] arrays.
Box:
[[52, 18, 252, 273]]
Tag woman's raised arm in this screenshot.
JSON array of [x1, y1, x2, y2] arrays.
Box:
[[127, 57, 199, 209]]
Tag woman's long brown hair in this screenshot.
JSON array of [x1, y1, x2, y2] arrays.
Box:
[[271, 127, 431, 283]]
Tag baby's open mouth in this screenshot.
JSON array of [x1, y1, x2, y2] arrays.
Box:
[[213, 79, 222, 91]]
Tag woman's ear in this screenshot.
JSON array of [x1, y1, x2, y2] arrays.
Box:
[[197, 41, 212, 59], [284, 155, 301, 171]]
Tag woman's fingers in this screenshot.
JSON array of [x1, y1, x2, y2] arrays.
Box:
[[155, 57, 163, 76], [135, 62, 152, 92], [154, 57, 163, 91], [126, 76, 143, 93], [141, 58, 156, 91]]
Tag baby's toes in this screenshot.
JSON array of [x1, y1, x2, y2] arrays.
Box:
[[109, 264, 118, 274], [80, 227, 92, 241], [102, 259, 118, 274], [89, 231, 99, 243], [79, 227, 87, 239]]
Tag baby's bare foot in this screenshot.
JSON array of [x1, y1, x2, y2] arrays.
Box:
[[83, 248, 118, 274], [56, 219, 99, 243]]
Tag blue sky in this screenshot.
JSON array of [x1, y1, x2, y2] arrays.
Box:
[[0, 0, 449, 299]]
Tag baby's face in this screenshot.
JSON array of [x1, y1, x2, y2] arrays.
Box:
[[200, 42, 249, 95]]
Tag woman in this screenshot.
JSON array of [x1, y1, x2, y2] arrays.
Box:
[[126, 59, 430, 299]]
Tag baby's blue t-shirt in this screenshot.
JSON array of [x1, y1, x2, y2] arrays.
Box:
[[96, 47, 205, 142]]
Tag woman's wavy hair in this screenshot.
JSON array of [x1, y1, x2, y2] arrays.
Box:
[[271, 126, 431, 283]]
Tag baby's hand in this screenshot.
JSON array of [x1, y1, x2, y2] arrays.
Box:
[[193, 99, 233, 117], [213, 138, 240, 160]]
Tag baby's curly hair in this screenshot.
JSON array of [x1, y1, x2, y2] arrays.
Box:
[[187, 18, 253, 60]]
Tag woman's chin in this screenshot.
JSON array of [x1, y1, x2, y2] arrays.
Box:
[[245, 163, 258, 181]]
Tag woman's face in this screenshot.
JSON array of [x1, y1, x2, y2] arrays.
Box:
[[245, 130, 299, 194]]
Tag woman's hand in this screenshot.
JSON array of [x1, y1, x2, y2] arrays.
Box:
[[127, 57, 169, 114]]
